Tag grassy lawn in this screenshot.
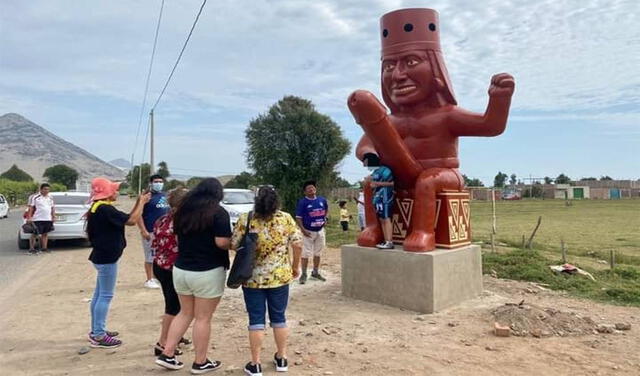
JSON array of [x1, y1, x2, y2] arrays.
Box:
[[324, 197, 640, 306]]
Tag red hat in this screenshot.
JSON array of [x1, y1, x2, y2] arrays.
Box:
[[90, 177, 121, 201], [380, 8, 441, 55]]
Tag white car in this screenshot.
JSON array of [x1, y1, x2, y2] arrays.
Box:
[[18, 191, 91, 249], [220, 189, 254, 229], [0, 193, 9, 218]]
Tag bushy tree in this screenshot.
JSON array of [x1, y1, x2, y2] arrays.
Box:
[[166, 179, 185, 190], [0, 164, 33, 182], [126, 163, 151, 193], [157, 161, 170, 179], [246, 96, 350, 213], [43, 164, 79, 189], [600, 175, 613, 181], [186, 176, 205, 189], [493, 171, 508, 188], [555, 173, 571, 184], [225, 172, 257, 189], [509, 173, 517, 186], [463, 174, 484, 187], [544, 176, 553, 184]]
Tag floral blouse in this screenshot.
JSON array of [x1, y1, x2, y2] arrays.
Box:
[[152, 213, 178, 270], [232, 211, 303, 289]]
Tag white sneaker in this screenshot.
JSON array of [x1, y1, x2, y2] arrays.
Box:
[[376, 241, 395, 249], [144, 279, 161, 289]]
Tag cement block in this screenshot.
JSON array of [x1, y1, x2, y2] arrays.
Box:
[[341, 244, 483, 313]]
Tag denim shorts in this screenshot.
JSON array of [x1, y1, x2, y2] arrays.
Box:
[[242, 284, 289, 331]]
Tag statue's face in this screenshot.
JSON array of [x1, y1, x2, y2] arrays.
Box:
[[382, 50, 434, 108]]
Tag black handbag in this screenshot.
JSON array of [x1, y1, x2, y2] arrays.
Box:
[[22, 222, 38, 234], [227, 212, 257, 289]]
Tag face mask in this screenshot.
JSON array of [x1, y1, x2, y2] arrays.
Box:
[[367, 166, 378, 172], [151, 182, 164, 192]]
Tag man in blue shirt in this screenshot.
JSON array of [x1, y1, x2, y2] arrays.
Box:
[[364, 153, 395, 249], [295, 180, 328, 284], [138, 174, 170, 289]]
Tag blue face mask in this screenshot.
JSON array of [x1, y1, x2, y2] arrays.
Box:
[[151, 182, 164, 192]]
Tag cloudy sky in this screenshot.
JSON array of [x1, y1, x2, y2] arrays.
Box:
[[1, 0, 639, 184]]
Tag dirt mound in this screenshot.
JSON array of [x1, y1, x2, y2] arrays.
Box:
[[492, 302, 596, 337]]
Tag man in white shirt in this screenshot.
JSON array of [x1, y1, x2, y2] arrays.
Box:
[[27, 183, 55, 254]]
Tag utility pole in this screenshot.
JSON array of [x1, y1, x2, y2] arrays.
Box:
[[150, 109, 155, 174]]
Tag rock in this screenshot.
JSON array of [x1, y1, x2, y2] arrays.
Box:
[[295, 350, 303, 355], [615, 323, 631, 331], [362, 347, 368, 353], [322, 328, 331, 335], [531, 329, 542, 338], [305, 333, 313, 337], [294, 360, 304, 366], [448, 322, 459, 327], [597, 324, 615, 334], [494, 322, 511, 337], [298, 320, 306, 326], [415, 315, 427, 321], [490, 269, 498, 278], [315, 321, 321, 325], [485, 346, 498, 351], [78, 346, 90, 355]]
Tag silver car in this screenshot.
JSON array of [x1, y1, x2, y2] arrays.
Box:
[[18, 191, 91, 249], [220, 189, 254, 229], [0, 193, 9, 218]]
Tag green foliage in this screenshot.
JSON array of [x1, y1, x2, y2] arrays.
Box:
[[463, 174, 484, 187], [225, 172, 257, 189], [126, 163, 151, 193], [0, 164, 33, 182], [246, 96, 351, 213], [43, 164, 79, 189], [544, 176, 553, 184], [166, 179, 185, 190], [600, 175, 613, 181], [509, 173, 517, 186], [0, 179, 65, 205], [493, 171, 508, 188], [522, 182, 543, 198], [332, 174, 352, 188], [157, 161, 170, 179], [186, 177, 205, 189], [555, 173, 571, 184]]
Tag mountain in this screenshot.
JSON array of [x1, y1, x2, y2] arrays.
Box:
[[109, 158, 132, 170], [0, 113, 125, 183]]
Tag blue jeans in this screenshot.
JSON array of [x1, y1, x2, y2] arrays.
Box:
[[90, 263, 118, 337], [242, 284, 289, 331]]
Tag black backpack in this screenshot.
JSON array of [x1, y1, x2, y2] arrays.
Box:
[[226, 212, 258, 289]]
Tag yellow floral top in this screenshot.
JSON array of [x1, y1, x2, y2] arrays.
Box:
[[232, 211, 303, 289]]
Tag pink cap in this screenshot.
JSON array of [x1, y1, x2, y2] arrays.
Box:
[[90, 177, 121, 201]]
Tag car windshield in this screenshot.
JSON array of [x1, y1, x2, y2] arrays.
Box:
[[223, 192, 254, 205], [53, 195, 90, 205], [0, 196, 5, 203]]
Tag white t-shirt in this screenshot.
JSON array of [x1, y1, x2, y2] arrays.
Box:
[[357, 192, 365, 216], [29, 194, 55, 221]]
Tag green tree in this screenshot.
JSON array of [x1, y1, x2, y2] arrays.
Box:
[[43, 164, 79, 189], [186, 176, 205, 189], [544, 176, 553, 184], [493, 171, 508, 188], [555, 173, 571, 184], [225, 172, 257, 189], [166, 179, 185, 190], [246, 96, 351, 213], [509, 173, 517, 186], [333, 175, 352, 188], [600, 175, 613, 181], [462, 174, 484, 187], [126, 163, 151, 193], [157, 161, 170, 179], [0, 164, 33, 182]]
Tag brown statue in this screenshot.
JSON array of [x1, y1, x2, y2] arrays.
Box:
[[349, 8, 515, 252]]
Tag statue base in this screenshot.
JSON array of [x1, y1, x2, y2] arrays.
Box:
[[341, 244, 483, 313]]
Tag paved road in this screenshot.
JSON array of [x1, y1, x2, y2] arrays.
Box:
[[0, 208, 89, 290]]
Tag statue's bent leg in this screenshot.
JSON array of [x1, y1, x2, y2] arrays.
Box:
[[403, 172, 438, 252], [357, 179, 383, 247]]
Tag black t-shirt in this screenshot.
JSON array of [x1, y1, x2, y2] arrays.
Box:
[[175, 207, 232, 272], [88, 204, 130, 264]]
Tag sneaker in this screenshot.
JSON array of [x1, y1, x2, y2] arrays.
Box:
[[156, 354, 184, 370], [376, 241, 395, 249], [88, 330, 119, 342], [244, 362, 263, 376], [41, 248, 51, 253], [144, 279, 161, 289], [273, 353, 288, 372], [154, 342, 183, 356], [28, 249, 39, 255], [311, 271, 326, 281], [191, 359, 222, 374], [89, 334, 122, 349], [299, 273, 307, 285]]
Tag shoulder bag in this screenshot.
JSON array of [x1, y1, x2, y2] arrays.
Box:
[[226, 212, 258, 289]]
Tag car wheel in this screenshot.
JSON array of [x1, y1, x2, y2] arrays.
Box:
[[18, 236, 29, 250]]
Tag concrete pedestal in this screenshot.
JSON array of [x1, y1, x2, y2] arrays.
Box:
[[341, 244, 483, 313]]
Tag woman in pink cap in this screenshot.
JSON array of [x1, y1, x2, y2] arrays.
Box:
[[85, 177, 150, 348]]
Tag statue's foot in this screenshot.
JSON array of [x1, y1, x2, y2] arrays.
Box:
[[403, 231, 435, 252], [357, 226, 384, 247]]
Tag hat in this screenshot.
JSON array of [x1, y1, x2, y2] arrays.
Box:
[[90, 177, 121, 201], [380, 8, 441, 55]]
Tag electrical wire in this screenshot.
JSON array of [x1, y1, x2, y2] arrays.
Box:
[[151, 0, 208, 110]]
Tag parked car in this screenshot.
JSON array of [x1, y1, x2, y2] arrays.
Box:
[[0, 193, 9, 218], [501, 189, 522, 200], [220, 188, 254, 228], [18, 191, 91, 249]]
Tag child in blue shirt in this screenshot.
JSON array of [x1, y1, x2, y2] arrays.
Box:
[[363, 153, 395, 249]]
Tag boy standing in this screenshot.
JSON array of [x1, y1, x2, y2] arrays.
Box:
[[364, 153, 395, 249], [138, 174, 170, 289], [295, 180, 328, 284]]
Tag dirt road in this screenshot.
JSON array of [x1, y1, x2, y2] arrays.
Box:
[[1, 201, 639, 375]]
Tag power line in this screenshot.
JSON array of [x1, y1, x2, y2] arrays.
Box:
[[151, 0, 208, 110], [131, 0, 165, 167]]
